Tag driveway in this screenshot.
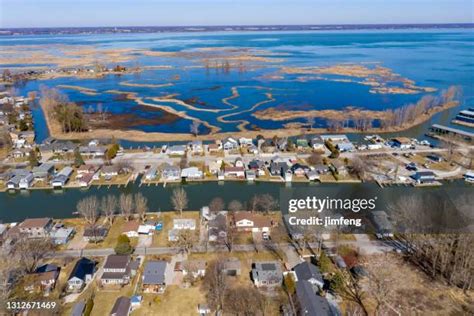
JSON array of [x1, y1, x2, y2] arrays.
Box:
[[137, 235, 152, 248]]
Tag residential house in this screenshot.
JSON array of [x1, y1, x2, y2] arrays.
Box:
[[142, 261, 167, 293], [25, 264, 60, 294], [32, 163, 55, 181], [101, 165, 120, 178], [173, 218, 196, 230], [233, 212, 272, 232], [261, 139, 277, 153], [78, 172, 94, 187], [296, 138, 309, 150], [19, 172, 34, 189], [207, 143, 220, 153], [276, 138, 288, 151], [101, 255, 137, 286], [306, 170, 320, 181], [223, 258, 241, 276], [52, 166, 73, 188], [144, 166, 158, 181], [169, 219, 196, 241], [310, 137, 325, 151], [224, 166, 245, 179], [77, 164, 98, 176], [239, 137, 254, 147], [18, 218, 53, 238], [248, 159, 266, 176], [189, 140, 203, 154], [167, 145, 186, 156], [234, 157, 244, 168], [321, 134, 349, 143], [269, 161, 289, 178], [392, 137, 412, 149], [251, 261, 283, 287], [181, 167, 203, 180], [50, 224, 75, 245], [336, 141, 355, 152], [290, 163, 311, 177], [83, 226, 108, 242], [79, 145, 107, 158], [206, 160, 221, 175], [208, 213, 227, 242], [110, 296, 131, 316], [245, 170, 256, 181], [67, 258, 96, 292], [295, 280, 332, 316], [122, 221, 140, 238], [293, 262, 324, 289], [161, 164, 180, 181], [222, 138, 238, 151], [412, 171, 436, 184]]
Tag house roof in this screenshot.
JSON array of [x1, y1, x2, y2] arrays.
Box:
[[104, 255, 130, 270], [143, 261, 167, 285], [35, 263, 59, 274], [294, 262, 323, 283], [296, 280, 332, 316], [69, 257, 95, 281], [234, 212, 272, 228], [19, 218, 52, 229], [71, 301, 86, 316], [110, 296, 131, 316], [122, 221, 140, 233]]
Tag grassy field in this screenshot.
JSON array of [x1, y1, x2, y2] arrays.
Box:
[[134, 285, 205, 315]]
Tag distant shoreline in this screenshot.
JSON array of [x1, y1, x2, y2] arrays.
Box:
[[1, 23, 473, 36]]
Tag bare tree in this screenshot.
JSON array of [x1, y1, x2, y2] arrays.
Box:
[[77, 196, 99, 225], [202, 257, 229, 312], [119, 194, 134, 221], [0, 249, 22, 307], [101, 195, 117, 225], [349, 157, 367, 180], [209, 197, 225, 215], [171, 187, 188, 217], [190, 120, 201, 136], [224, 285, 269, 315], [134, 192, 149, 222], [365, 254, 396, 314], [227, 200, 243, 213], [12, 237, 54, 273], [172, 230, 197, 253], [306, 116, 315, 130]]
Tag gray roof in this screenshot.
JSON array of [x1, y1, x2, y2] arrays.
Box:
[[296, 280, 332, 316], [143, 261, 166, 285], [110, 296, 131, 316], [71, 300, 85, 316], [294, 262, 323, 283]]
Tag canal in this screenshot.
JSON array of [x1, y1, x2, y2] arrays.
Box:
[[0, 180, 471, 223]]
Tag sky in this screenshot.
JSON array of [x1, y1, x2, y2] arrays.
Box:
[[0, 0, 473, 28]]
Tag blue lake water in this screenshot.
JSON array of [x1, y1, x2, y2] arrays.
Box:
[[0, 29, 473, 143]]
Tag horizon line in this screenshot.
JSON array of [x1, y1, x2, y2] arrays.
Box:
[[1, 22, 474, 30]]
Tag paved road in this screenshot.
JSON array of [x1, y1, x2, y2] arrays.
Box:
[[48, 237, 396, 258]]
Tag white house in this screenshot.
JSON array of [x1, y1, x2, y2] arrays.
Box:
[[222, 138, 238, 151], [167, 145, 187, 156], [233, 212, 271, 232], [181, 167, 203, 180], [19, 173, 34, 189], [173, 219, 196, 230]]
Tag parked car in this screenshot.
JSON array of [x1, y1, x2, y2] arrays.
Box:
[[262, 232, 270, 241]]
